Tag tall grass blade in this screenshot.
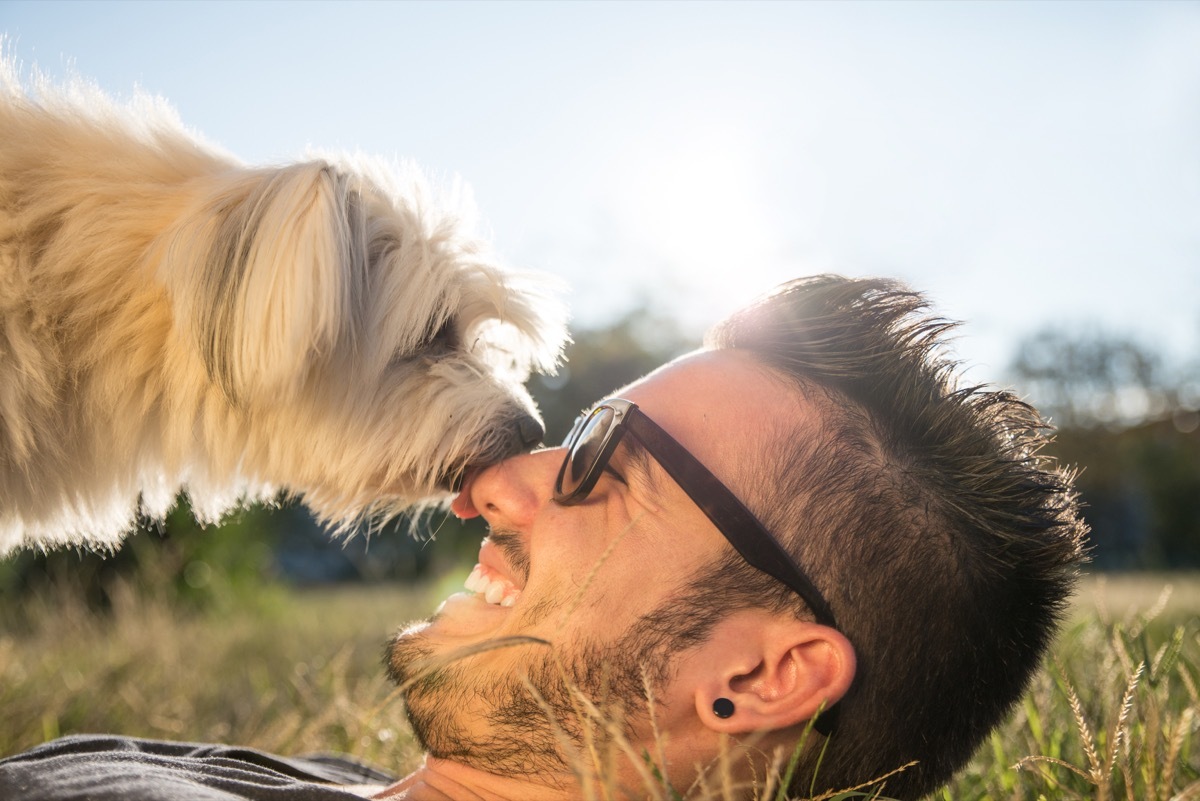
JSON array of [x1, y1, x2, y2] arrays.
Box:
[[1057, 661, 1103, 784]]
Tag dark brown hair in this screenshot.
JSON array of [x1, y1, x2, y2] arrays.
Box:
[[697, 275, 1088, 799]]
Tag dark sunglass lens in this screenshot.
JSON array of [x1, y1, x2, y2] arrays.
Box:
[[561, 407, 615, 497], [561, 413, 588, 448]]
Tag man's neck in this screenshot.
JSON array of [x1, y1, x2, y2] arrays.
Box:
[[371, 757, 568, 801]]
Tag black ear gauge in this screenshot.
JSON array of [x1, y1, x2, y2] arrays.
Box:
[[712, 698, 735, 719]]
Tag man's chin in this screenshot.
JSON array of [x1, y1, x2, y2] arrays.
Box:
[[383, 622, 433, 690], [382, 607, 511, 708], [381, 593, 514, 698], [383, 615, 661, 782], [422, 590, 518, 641], [384, 623, 561, 776]]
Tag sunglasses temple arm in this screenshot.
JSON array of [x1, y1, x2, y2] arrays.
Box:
[[626, 411, 837, 629]]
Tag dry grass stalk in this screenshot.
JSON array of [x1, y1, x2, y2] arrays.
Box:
[[5, 569, 1199, 799]]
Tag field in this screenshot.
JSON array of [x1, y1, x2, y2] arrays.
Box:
[[2, 570, 1198, 800]]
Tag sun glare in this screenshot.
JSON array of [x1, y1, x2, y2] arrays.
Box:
[[613, 127, 784, 322]]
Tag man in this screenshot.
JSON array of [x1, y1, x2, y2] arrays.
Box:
[[0, 276, 1087, 800]]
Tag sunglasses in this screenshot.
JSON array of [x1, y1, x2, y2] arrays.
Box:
[[552, 398, 837, 630]]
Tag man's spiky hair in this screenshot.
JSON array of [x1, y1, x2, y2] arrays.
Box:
[[699, 275, 1089, 799]]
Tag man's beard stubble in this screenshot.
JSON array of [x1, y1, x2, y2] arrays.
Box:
[[384, 527, 686, 777], [384, 604, 661, 777]]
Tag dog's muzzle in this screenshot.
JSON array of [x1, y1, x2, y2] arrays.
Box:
[[516, 414, 544, 449], [446, 412, 545, 493]]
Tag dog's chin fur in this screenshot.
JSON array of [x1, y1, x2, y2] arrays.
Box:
[[0, 59, 567, 555]]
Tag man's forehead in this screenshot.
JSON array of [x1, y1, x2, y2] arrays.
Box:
[[621, 349, 801, 421], [614, 348, 809, 493]]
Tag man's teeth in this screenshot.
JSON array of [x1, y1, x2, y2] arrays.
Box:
[[464, 564, 519, 608], [485, 582, 506, 605]]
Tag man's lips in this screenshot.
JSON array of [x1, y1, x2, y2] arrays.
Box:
[[478, 538, 524, 590], [459, 537, 525, 608]]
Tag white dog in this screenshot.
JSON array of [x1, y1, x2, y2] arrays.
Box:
[[0, 63, 566, 555]]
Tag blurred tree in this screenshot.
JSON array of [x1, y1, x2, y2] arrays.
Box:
[[531, 303, 697, 442], [1049, 418, 1200, 569], [1009, 326, 1200, 569], [1010, 327, 1176, 430], [0, 496, 282, 615]]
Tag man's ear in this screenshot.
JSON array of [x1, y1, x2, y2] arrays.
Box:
[[682, 609, 855, 735]]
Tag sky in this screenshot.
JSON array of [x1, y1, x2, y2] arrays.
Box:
[[3, 0, 1198, 384]]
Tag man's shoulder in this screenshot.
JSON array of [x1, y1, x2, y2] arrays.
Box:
[[0, 734, 395, 801]]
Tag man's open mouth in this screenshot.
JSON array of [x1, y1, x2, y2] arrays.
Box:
[[463, 563, 521, 607], [462, 535, 526, 608]]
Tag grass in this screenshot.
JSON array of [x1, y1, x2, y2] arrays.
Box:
[[0, 572, 436, 771], [940, 575, 1200, 801], [1, 569, 1198, 799]]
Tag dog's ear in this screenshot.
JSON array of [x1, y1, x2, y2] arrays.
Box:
[[164, 162, 363, 404]]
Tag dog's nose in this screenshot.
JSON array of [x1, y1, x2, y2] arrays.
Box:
[[517, 414, 545, 448]]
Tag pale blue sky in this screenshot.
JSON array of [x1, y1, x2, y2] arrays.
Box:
[[4, 0, 1198, 382]]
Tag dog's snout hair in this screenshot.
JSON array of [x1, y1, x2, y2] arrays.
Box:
[[0, 59, 568, 554]]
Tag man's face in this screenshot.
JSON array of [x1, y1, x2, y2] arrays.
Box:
[[385, 348, 806, 780]]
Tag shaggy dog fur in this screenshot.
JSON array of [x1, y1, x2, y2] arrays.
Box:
[[0, 62, 566, 555]]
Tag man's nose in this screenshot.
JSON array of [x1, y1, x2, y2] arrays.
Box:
[[450, 448, 563, 526]]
